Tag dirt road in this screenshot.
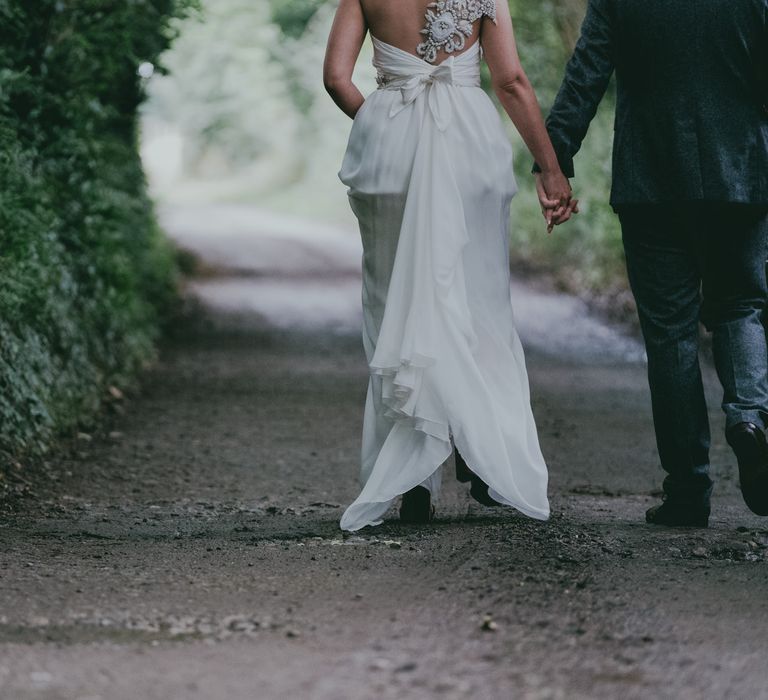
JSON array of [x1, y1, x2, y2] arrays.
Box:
[[1, 205, 767, 700]]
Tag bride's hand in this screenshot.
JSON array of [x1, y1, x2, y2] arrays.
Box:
[[535, 171, 575, 233]]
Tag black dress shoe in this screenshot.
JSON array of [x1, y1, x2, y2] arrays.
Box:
[[469, 478, 503, 507], [646, 498, 710, 528], [455, 450, 472, 483], [454, 449, 502, 507], [400, 486, 434, 523], [726, 422, 768, 516]]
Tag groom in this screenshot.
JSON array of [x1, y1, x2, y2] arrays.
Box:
[[537, 0, 768, 526]]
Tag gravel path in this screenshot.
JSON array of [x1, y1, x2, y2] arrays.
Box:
[[1, 206, 767, 700]]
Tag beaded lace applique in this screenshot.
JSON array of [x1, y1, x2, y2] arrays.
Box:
[[416, 0, 496, 64]]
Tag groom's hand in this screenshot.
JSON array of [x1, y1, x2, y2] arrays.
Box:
[[535, 171, 575, 233], [551, 197, 580, 230]]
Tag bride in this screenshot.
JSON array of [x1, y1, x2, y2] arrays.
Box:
[[324, 0, 577, 531]]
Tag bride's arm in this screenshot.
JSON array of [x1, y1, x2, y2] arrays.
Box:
[[481, 2, 573, 220], [323, 0, 368, 119]]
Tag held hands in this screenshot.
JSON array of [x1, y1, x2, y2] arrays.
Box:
[[535, 170, 579, 234]]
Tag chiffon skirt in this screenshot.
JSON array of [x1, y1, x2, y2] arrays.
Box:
[[338, 39, 549, 531]]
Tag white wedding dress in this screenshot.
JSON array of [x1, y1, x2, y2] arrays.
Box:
[[338, 1, 549, 531]]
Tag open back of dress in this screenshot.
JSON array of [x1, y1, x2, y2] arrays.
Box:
[[338, 0, 550, 531]]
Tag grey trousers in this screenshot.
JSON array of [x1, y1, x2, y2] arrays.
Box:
[[619, 204, 768, 500]]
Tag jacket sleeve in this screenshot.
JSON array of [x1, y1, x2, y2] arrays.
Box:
[[534, 0, 615, 177]]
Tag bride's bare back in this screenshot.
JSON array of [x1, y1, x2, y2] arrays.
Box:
[[360, 0, 495, 64]]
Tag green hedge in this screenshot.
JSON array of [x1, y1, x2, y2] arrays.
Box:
[[0, 0, 194, 461]]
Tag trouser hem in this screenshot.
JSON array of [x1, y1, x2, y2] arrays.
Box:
[[724, 409, 767, 431]]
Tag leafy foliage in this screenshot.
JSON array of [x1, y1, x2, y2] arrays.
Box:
[[506, 0, 624, 295], [0, 0, 195, 461], [145, 1, 302, 176], [269, 0, 327, 38]]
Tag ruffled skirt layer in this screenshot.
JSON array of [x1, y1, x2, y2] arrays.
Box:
[[338, 75, 549, 531]]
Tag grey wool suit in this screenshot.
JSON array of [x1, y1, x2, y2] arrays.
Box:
[[543, 0, 768, 503]]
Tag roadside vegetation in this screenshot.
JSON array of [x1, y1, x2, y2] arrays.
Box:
[[0, 1, 196, 467]]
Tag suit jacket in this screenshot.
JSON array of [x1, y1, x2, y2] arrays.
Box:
[[543, 0, 768, 208]]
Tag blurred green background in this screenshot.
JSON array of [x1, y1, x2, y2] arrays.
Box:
[[141, 0, 624, 295]]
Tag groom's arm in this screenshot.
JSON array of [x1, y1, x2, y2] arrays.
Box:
[[534, 0, 616, 177]]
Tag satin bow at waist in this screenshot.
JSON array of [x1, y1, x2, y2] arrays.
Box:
[[371, 36, 481, 131]]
